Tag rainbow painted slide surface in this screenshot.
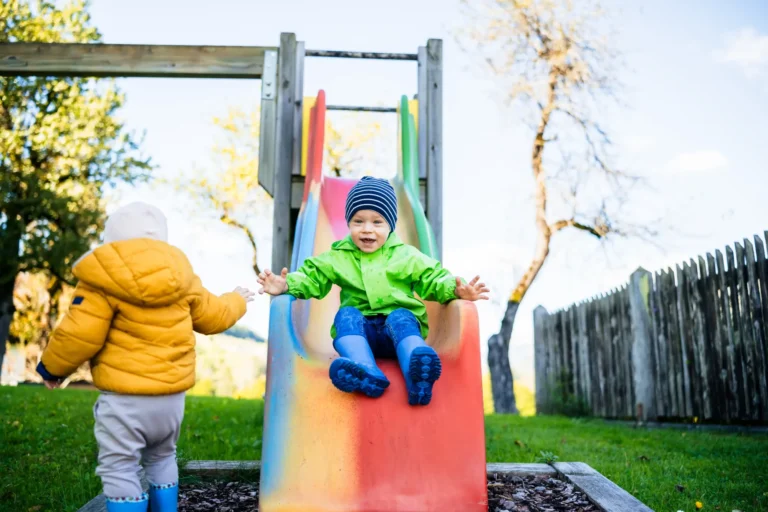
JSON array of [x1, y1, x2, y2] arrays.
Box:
[[259, 91, 488, 512]]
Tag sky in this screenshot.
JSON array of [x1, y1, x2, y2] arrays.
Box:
[[78, 0, 768, 389]]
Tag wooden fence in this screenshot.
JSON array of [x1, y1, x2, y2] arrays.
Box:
[[534, 231, 768, 423]]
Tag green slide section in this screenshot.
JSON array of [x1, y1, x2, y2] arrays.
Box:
[[398, 96, 439, 260]]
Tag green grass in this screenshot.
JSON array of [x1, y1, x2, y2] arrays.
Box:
[[1, 386, 263, 512], [2, 386, 766, 512], [485, 415, 768, 511]]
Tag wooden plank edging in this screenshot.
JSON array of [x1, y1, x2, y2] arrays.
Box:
[[553, 462, 653, 512], [79, 460, 651, 512]]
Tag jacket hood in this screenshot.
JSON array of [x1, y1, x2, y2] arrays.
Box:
[[104, 201, 168, 244], [73, 239, 194, 307]]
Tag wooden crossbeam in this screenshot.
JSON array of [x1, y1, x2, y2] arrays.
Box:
[[0, 43, 274, 78]]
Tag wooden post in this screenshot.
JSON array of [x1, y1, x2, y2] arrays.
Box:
[[534, 306, 549, 414], [629, 268, 657, 422], [271, 33, 298, 273], [425, 39, 443, 260]]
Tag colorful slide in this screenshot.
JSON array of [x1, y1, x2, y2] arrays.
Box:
[[259, 91, 488, 512]]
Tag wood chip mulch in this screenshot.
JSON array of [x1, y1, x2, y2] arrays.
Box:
[[488, 472, 598, 512], [179, 480, 259, 512], [177, 472, 597, 511]]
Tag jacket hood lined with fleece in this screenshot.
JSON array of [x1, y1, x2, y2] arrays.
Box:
[[74, 202, 191, 307]]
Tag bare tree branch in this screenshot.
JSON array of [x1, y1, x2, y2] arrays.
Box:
[[220, 211, 261, 275], [549, 218, 607, 238]]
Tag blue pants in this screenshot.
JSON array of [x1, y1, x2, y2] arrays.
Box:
[[334, 306, 421, 359], [331, 306, 441, 405]]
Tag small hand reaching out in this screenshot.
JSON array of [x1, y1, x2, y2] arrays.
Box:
[[44, 380, 60, 390], [234, 286, 256, 302], [257, 268, 289, 296], [455, 276, 490, 301]]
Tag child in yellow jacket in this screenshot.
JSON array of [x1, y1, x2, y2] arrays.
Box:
[[37, 202, 254, 512]]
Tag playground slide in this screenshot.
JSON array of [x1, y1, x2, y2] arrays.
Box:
[[259, 91, 487, 512]]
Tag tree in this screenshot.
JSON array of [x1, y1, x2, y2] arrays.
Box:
[[324, 114, 383, 178], [1, 0, 151, 372], [179, 106, 385, 277], [458, 0, 654, 413]]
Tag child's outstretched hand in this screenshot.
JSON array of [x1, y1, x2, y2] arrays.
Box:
[[257, 268, 289, 296], [234, 286, 256, 302], [455, 276, 490, 301], [44, 380, 60, 390]]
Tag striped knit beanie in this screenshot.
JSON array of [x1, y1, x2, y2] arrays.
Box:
[[345, 176, 398, 231]]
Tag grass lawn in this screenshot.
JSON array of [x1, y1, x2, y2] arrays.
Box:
[[2, 385, 767, 512]]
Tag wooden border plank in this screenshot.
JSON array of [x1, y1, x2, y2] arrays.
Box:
[[81, 461, 653, 512], [553, 462, 653, 512], [486, 462, 556, 475], [0, 43, 272, 78]]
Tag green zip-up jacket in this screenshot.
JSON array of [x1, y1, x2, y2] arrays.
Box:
[[286, 233, 458, 339]]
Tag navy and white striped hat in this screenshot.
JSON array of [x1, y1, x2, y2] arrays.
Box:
[[345, 176, 398, 231]]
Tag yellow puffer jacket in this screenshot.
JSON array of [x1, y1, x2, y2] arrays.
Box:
[[40, 238, 247, 395]]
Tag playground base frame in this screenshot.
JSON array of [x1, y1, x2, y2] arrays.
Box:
[[77, 460, 653, 512]]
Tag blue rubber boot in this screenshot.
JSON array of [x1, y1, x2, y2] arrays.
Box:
[[105, 494, 148, 512], [148, 483, 178, 512], [395, 335, 442, 406], [330, 335, 390, 398]]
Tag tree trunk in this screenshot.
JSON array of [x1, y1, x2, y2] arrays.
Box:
[[0, 278, 16, 378], [489, 300, 521, 414], [488, 68, 559, 414]]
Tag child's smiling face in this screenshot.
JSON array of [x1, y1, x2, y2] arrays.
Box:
[[349, 210, 390, 253]]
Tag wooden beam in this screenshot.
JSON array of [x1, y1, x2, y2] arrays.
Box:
[[258, 50, 278, 196], [0, 43, 274, 78], [417, 46, 428, 181]]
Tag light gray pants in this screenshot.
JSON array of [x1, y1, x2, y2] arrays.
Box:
[[93, 392, 185, 498]]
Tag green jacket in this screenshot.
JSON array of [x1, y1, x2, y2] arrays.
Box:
[[286, 233, 458, 339]]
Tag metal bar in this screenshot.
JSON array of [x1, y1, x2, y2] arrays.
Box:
[[305, 49, 417, 61], [426, 39, 443, 260], [0, 43, 272, 78], [271, 33, 298, 272], [326, 105, 396, 113]]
